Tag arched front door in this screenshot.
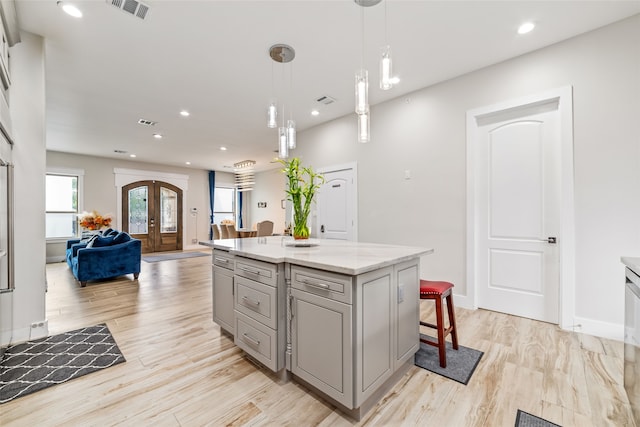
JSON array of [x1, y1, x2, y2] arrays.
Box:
[[122, 180, 183, 253]]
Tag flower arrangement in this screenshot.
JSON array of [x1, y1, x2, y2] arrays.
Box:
[[78, 210, 113, 230], [279, 157, 324, 240]]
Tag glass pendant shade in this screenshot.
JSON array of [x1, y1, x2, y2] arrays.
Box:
[[357, 112, 370, 143], [380, 45, 393, 90], [355, 69, 369, 115], [267, 102, 278, 128], [286, 120, 296, 149], [278, 126, 289, 159]]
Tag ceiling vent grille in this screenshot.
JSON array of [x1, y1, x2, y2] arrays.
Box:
[[316, 95, 336, 105], [107, 0, 149, 20], [137, 118, 156, 126]]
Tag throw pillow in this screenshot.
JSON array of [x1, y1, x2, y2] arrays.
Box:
[[84, 234, 100, 248], [87, 235, 115, 248], [101, 228, 114, 236], [112, 232, 131, 245]]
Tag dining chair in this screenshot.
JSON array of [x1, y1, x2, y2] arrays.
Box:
[[211, 224, 221, 240], [220, 224, 229, 239], [256, 220, 274, 237], [226, 224, 239, 238]]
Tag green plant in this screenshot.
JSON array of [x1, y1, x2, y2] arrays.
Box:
[[279, 157, 324, 239]]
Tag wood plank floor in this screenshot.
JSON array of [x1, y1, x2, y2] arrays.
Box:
[[2, 253, 636, 426]]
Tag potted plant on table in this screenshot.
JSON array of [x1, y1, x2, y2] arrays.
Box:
[[280, 157, 324, 240]]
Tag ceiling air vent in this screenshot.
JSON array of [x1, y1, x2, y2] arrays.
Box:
[[137, 118, 156, 126], [316, 95, 336, 105], [107, 0, 150, 20]]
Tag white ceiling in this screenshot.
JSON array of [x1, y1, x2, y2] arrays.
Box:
[[15, 0, 640, 172]]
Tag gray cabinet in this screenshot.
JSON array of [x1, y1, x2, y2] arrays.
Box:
[[212, 250, 235, 334], [291, 287, 353, 407], [234, 256, 285, 372]]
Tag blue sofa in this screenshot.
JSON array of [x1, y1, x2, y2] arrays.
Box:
[[66, 230, 141, 287]]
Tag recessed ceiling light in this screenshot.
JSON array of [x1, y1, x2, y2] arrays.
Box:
[[153, 133, 162, 139], [311, 110, 320, 116], [57, 1, 82, 18], [220, 146, 227, 151], [129, 154, 137, 158], [180, 110, 190, 117], [185, 161, 191, 165], [518, 22, 535, 35]]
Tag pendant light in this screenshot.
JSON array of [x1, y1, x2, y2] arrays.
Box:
[[379, 0, 393, 90], [268, 44, 296, 159], [354, 0, 381, 143]]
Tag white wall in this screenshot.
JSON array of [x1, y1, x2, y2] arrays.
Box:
[[1, 30, 48, 345], [292, 15, 640, 339], [250, 168, 287, 234]]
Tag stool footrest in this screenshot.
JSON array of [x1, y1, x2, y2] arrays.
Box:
[[420, 320, 437, 329]]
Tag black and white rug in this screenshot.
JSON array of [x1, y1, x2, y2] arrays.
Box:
[[414, 334, 483, 385], [515, 409, 561, 427], [0, 324, 125, 403]]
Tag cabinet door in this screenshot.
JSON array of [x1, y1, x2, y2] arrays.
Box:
[[213, 266, 235, 334], [355, 267, 393, 406], [395, 259, 420, 368], [291, 289, 353, 408]]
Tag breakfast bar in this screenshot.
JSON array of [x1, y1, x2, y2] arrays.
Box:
[[200, 236, 432, 419]]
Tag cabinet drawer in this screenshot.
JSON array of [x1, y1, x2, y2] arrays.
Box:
[[235, 257, 277, 286], [292, 265, 353, 304], [235, 276, 277, 329], [213, 250, 234, 271], [235, 311, 277, 371]]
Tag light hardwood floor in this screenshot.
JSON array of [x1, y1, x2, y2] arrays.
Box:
[[2, 253, 636, 426]]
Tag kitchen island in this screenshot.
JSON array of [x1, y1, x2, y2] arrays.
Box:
[[200, 236, 433, 419]]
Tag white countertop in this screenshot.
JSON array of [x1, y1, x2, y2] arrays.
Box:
[[200, 236, 433, 275], [622, 257, 640, 276]]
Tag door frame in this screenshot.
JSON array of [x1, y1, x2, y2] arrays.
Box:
[[465, 86, 575, 329], [114, 168, 190, 249], [315, 162, 358, 241]]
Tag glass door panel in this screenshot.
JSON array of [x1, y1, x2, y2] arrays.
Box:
[[128, 186, 148, 234]]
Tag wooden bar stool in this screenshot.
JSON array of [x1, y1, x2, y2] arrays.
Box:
[[419, 280, 459, 368]]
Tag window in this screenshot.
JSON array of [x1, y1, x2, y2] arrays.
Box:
[[46, 170, 83, 239], [213, 186, 236, 225]]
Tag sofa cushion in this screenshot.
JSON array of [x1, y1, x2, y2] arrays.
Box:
[[86, 235, 115, 248], [112, 231, 131, 245]]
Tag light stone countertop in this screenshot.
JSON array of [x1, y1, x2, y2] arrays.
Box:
[[622, 257, 640, 276], [200, 236, 433, 275]]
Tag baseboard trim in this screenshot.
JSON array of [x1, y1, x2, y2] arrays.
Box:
[[569, 316, 623, 342]]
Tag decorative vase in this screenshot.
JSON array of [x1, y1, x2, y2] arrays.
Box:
[[280, 157, 324, 242], [292, 222, 310, 240]]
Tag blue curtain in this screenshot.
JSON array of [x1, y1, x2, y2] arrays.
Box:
[[208, 171, 215, 239], [238, 191, 244, 228]]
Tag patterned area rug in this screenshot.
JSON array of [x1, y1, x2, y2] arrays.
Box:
[[0, 324, 125, 403], [515, 410, 561, 427], [414, 334, 483, 385], [142, 252, 209, 262]]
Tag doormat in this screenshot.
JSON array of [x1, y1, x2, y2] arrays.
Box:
[[414, 334, 483, 385], [0, 324, 125, 403], [515, 409, 561, 427], [142, 252, 209, 262]]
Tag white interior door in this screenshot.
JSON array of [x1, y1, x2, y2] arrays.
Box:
[[475, 100, 561, 323], [316, 165, 357, 241]]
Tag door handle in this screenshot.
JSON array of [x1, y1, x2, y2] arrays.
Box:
[[535, 237, 557, 244], [320, 225, 325, 233]]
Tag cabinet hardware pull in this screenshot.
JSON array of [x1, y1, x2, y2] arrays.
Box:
[[214, 257, 229, 263], [302, 280, 330, 290], [242, 296, 261, 307], [239, 266, 261, 275], [242, 333, 260, 347]]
